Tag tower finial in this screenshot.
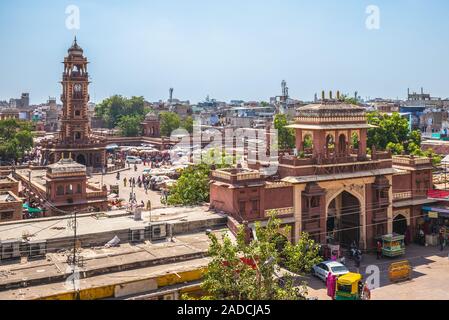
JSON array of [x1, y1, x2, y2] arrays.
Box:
[[74, 35, 77, 45]]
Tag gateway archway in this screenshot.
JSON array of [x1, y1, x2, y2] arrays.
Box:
[[327, 191, 361, 247], [393, 214, 408, 235]]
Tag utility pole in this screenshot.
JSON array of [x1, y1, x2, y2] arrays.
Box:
[[66, 209, 80, 300], [28, 170, 31, 204]]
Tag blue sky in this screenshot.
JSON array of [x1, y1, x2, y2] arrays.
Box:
[[1, 0, 449, 104]]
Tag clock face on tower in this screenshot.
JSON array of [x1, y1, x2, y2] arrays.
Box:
[[74, 83, 82, 93]]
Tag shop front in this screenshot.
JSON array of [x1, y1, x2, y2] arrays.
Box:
[[419, 206, 449, 246]]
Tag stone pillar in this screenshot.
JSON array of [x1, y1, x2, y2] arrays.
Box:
[[359, 129, 367, 156], [387, 175, 394, 234], [295, 129, 302, 152], [293, 184, 306, 243], [359, 185, 367, 250]]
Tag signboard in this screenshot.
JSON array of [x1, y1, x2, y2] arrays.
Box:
[[428, 211, 439, 219], [428, 190, 449, 199]]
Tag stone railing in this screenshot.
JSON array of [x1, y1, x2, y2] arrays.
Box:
[[212, 170, 261, 182], [265, 182, 291, 189], [393, 191, 412, 201], [86, 190, 107, 199], [236, 172, 261, 181], [392, 156, 431, 167], [294, 115, 367, 123], [265, 207, 294, 217]]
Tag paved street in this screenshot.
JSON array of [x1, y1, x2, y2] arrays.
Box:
[[306, 244, 449, 300], [88, 163, 165, 209]]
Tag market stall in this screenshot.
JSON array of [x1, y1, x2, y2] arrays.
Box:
[[420, 206, 449, 246]]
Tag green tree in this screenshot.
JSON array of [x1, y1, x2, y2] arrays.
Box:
[[165, 149, 233, 206], [367, 112, 412, 152], [386, 142, 404, 155], [165, 163, 211, 206], [117, 114, 143, 137], [282, 232, 322, 274], [0, 119, 34, 162], [159, 112, 181, 137], [274, 114, 295, 151], [95, 95, 148, 129], [181, 116, 194, 134], [199, 212, 308, 300]]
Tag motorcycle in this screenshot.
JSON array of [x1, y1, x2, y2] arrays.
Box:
[[349, 242, 362, 260]]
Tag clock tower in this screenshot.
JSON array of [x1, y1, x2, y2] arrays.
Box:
[[41, 38, 107, 171], [60, 37, 90, 143]]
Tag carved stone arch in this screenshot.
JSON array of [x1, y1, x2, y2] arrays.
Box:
[[301, 130, 314, 141], [393, 209, 411, 226], [326, 187, 364, 210]]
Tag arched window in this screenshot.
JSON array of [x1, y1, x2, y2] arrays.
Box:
[[351, 132, 359, 151], [303, 134, 314, 154], [77, 184, 82, 194], [66, 184, 73, 195], [326, 134, 335, 154], [75, 132, 81, 140], [338, 134, 346, 154]]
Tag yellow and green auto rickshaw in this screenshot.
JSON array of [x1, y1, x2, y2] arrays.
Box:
[[335, 273, 370, 300]]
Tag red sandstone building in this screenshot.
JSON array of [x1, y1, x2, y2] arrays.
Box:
[[210, 94, 436, 250], [141, 112, 161, 138], [15, 156, 108, 217], [41, 38, 107, 171]]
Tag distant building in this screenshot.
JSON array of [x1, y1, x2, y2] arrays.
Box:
[[45, 97, 59, 132], [141, 112, 160, 138], [169, 103, 192, 119], [9, 93, 30, 110], [0, 191, 23, 222], [0, 108, 19, 120], [44, 156, 108, 215]]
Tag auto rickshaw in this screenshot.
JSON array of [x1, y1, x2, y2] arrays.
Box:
[[335, 273, 370, 300]]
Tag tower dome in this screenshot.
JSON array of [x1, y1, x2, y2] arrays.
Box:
[[68, 36, 84, 56]]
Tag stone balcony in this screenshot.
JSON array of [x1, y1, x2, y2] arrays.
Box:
[[279, 151, 392, 178]]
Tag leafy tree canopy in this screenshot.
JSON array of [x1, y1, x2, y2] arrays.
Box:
[[160, 112, 181, 137], [95, 95, 148, 129], [0, 119, 34, 162], [367, 112, 441, 165], [274, 114, 295, 151], [198, 212, 312, 300], [117, 114, 143, 137]]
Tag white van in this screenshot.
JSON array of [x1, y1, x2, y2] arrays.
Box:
[[126, 156, 142, 164]]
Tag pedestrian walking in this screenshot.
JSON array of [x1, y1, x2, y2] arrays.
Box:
[[123, 177, 127, 187], [376, 240, 382, 259], [439, 231, 445, 251], [355, 253, 361, 273]]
